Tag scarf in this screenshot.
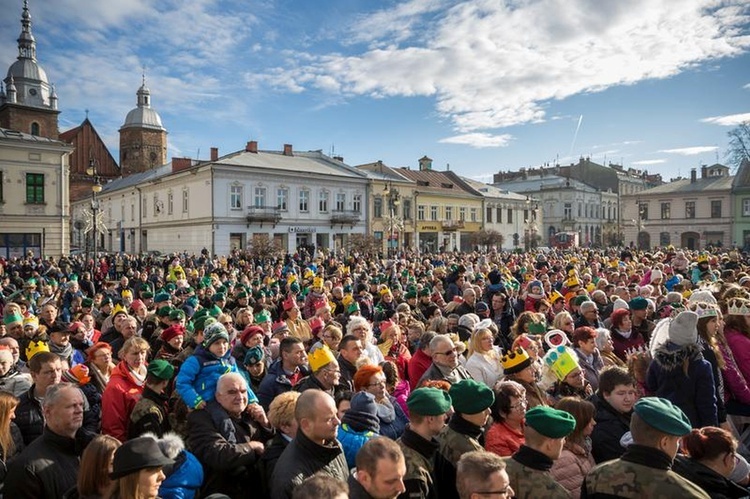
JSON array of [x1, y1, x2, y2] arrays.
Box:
[[378, 339, 393, 358], [48, 341, 74, 362], [129, 365, 147, 387], [376, 396, 396, 424], [616, 328, 632, 339]]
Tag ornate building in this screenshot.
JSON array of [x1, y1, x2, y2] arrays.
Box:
[[0, 0, 59, 139], [119, 78, 167, 175]]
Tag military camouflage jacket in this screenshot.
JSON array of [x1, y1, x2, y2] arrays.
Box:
[[503, 445, 570, 499]]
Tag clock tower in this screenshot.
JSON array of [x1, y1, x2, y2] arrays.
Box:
[[119, 77, 168, 175], [0, 0, 60, 138]]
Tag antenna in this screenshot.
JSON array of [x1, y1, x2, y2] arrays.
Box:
[[142, 65, 146, 85], [85, 109, 89, 120], [196, 148, 200, 160]]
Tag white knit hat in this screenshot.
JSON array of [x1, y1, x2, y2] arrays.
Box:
[[612, 298, 629, 311], [668, 311, 698, 346]]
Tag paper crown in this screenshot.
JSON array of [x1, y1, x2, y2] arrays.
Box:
[[501, 347, 532, 375], [379, 287, 391, 297], [313, 298, 330, 311], [625, 344, 651, 361], [308, 345, 337, 372], [22, 315, 39, 328], [686, 301, 719, 319], [313, 277, 324, 289], [112, 303, 127, 316], [254, 309, 271, 323], [549, 290, 564, 303], [282, 295, 297, 311], [341, 294, 354, 307], [528, 320, 546, 335], [544, 329, 569, 349], [3, 312, 23, 326], [26, 340, 50, 361], [697, 252, 710, 264], [566, 276, 581, 288], [544, 345, 580, 381], [727, 298, 750, 316]]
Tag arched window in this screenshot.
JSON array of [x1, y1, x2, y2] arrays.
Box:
[[30, 122, 40, 136]]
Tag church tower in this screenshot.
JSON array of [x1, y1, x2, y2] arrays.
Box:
[[0, 0, 60, 138], [119, 76, 167, 175]]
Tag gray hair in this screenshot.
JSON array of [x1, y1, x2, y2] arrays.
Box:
[[346, 316, 371, 336], [43, 384, 83, 410], [579, 301, 597, 313], [429, 334, 453, 352], [458, 314, 480, 329], [216, 372, 247, 394], [595, 328, 611, 350]]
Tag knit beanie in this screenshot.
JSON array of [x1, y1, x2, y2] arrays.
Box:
[[342, 391, 380, 434], [668, 310, 698, 346], [202, 322, 229, 348]]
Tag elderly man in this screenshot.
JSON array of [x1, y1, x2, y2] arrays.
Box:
[[271, 389, 348, 499], [110, 315, 138, 354], [574, 301, 604, 330], [349, 437, 407, 499], [454, 288, 477, 319], [418, 334, 472, 386], [295, 345, 341, 397], [5, 384, 85, 498], [583, 397, 710, 498], [504, 406, 577, 499], [188, 372, 273, 497], [457, 451, 513, 499]]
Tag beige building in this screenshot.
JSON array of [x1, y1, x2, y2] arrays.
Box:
[[622, 165, 732, 250], [0, 127, 73, 258]]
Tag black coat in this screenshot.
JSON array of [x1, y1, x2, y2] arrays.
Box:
[[186, 400, 273, 498], [672, 456, 749, 499], [270, 429, 348, 499], [4, 427, 81, 499], [15, 385, 44, 446], [591, 395, 632, 464]]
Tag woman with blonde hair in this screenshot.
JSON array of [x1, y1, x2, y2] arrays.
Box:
[[102, 337, 150, 442], [0, 391, 23, 486], [465, 327, 503, 387], [76, 434, 121, 499], [377, 320, 411, 380], [553, 311, 575, 338]]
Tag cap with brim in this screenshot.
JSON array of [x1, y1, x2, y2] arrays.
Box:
[[110, 436, 174, 479], [525, 406, 577, 438], [407, 387, 452, 416], [633, 397, 692, 436]]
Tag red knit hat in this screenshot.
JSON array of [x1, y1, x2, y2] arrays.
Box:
[[240, 325, 265, 345], [161, 325, 186, 344]]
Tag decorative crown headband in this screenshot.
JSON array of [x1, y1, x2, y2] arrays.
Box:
[[687, 301, 719, 319], [727, 298, 750, 317]]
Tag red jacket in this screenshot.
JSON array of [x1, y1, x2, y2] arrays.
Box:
[[101, 361, 144, 442], [407, 349, 432, 390], [485, 421, 525, 457]]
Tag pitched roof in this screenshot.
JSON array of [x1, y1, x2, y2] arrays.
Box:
[[639, 175, 733, 195], [394, 167, 480, 197]]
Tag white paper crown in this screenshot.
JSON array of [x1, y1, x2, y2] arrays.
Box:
[[727, 298, 750, 317], [687, 301, 719, 319]]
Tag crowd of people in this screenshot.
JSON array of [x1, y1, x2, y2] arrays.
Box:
[[0, 245, 749, 498]]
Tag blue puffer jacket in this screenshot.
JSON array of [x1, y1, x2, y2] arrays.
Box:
[[337, 423, 376, 469], [159, 449, 204, 499], [175, 345, 257, 409]]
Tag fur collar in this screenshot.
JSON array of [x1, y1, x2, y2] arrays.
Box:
[[652, 342, 703, 371]]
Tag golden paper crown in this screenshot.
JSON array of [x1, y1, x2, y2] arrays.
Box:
[[26, 340, 50, 361], [308, 345, 337, 372], [501, 347, 531, 374], [313, 277, 324, 289]]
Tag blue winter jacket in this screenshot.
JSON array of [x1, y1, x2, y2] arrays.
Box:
[[175, 345, 258, 409], [257, 359, 309, 410], [159, 450, 204, 499], [337, 424, 376, 469]]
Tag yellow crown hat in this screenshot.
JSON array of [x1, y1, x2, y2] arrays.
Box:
[[308, 345, 337, 372], [313, 277, 324, 289], [544, 345, 580, 381], [26, 340, 50, 361], [501, 347, 532, 375]]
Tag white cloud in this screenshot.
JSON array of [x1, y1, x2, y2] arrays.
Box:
[[701, 112, 750, 126], [439, 132, 512, 148], [632, 159, 666, 165], [251, 0, 750, 133], [744, 83, 750, 89], [659, 146, 719, 155]]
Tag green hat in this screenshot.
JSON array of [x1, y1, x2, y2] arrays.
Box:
[[633, 397, 692, 436], [407, 387, 452, 416], [237, 291, 248, 299], [141, 291, 154, 299], [202, 322, 229, 348], [243, 346, 265, 366], [629, 297, 648, 311], [449, 379, 494, 415], [169, 309, 186, 321], [216, 286, 227, 294], [418, 288, 431, 297], [405, 290, 417, 300], [255, 309, 271, 323], [525, 406, 577, 439], [147, 359, 175, 381], [82, 298, 94, 308], [212, 293, 226, 303], [165, 283, 176, 292], [193, 315, 216, 332], [101, 297, 113, 307], [343, 285, 352, 294], [290, 282, 301, 294], [157, 306, 173, 318], [3, 312, 23, 326], [573, 295, 590, 307], [140, 284, 152, 292], [193, 308, 210, 320], [154, 292, 171, 303]]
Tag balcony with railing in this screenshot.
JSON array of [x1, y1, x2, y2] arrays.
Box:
[[330, 209, 361, 228], [246, 205, 282, 227]]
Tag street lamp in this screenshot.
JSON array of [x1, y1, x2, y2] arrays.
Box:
[[87, 158, 102, 268]]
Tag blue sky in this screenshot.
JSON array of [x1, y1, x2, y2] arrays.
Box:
[[1, 0, 749, 182]]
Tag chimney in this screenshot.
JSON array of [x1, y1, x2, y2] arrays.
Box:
[[701, 165, 708, 178], [210, 147, 218, 161], [690, 168, 697, 183], [283, 144, 293, 156], [245, 141, 258, 153], [172, 157, 192, 173]]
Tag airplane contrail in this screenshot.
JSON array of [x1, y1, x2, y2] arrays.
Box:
[[569, 114, 583, 156]]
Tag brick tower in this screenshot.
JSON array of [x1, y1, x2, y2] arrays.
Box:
[[119, 76, 167, 175]]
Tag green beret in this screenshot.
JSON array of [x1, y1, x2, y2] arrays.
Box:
[[405, 291, 417, 300], [193, 308, 210, 320], [419, 288, 431, 297], [101, 297, 113, 306], [216, 286, 227, 294], [407, 387, 452, 416], [154, 292, 171, 303], [165, 283, 176, 292], [525, 406, 577, 439], [147, 359, 174, 381], [449, 379, 494, 415], [193, 315, 216, 332], [209, 305, 222, 318], [237, 291, 248, 299], [140, 284, 152, 292], [634, 397, 692, 436], [212, 293, 226, 302], [157, 306, 173, 317], [141, 291, 154, 299], [169, 309, 186, 320], [343, 285, 352, 294], [290, 282, 301, 293], [573, 295, 590, 306], [629, 297, 648, 311], [82, 298, 94, 308]]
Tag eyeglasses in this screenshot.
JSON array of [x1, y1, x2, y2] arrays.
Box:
[[474, 487, 512, 496], [222, 322, 233, 327], [509, 400, 528, 411], [368, 379, 386, 387], [437, 348, 458, 356]]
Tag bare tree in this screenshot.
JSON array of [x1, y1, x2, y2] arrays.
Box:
[[469, 229, 505, 250], [247, 234, 283, 262], [347, 233, 382, 257], [727, 122, 750, 171]]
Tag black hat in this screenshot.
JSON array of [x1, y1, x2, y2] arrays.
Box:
[[110, 436, 173, 479]]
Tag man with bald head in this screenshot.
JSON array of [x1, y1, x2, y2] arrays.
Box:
[[271, 389, 349, 499]]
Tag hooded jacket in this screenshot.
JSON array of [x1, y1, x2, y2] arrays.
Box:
[[102, 360, 145, 442], [646, 342, 718, 428]]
